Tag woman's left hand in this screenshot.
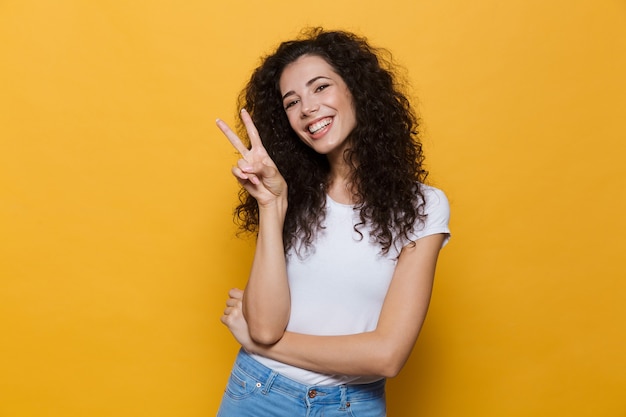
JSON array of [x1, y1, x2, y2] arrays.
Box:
[[220, 288, 256, 351]]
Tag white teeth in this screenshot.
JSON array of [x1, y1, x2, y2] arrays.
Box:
[[308, 118, 331, 134]]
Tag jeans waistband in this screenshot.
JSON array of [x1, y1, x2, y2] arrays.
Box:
[[233, 349, 386, 404]]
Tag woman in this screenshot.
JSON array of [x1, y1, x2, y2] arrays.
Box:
[[216, 28, 450, 416]]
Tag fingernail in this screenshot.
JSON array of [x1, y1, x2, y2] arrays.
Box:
[[241, 108, 247, 113]]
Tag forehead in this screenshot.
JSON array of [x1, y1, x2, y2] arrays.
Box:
[[279, 55, 337, 92]]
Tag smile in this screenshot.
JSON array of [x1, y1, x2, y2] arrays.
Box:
[[307, 117, 332, 134]]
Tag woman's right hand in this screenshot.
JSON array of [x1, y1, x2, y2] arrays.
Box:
[[216, 109, 287, 207]]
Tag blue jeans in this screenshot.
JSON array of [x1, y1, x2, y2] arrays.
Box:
[[217, 349, 387, 417]]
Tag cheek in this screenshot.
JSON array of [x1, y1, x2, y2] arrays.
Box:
[[286, 112, 301, 133], [283, 112, 306, 143], [341, 102, 357, 130]]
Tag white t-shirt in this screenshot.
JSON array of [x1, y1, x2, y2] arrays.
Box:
[[252, 185, 451, 385]]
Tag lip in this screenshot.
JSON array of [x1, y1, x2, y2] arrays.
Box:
[[306, 116, 333, 139]]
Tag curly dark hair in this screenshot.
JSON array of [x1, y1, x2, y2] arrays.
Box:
[[234, 27, 428, 255]]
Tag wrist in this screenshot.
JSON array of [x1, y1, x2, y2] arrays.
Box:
[[258, 195, 288, 217], [243, 340, 261, 355]]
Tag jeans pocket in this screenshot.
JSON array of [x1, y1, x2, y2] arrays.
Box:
[[347, 396, 387, 417], [223, 365, 261, 400]]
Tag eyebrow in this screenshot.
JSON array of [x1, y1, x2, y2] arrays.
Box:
[[281, 76, 332, 101]]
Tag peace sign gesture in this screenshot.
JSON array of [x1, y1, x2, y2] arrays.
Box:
[[216, 109, 287, 207]]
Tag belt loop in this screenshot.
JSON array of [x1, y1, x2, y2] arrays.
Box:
[[339, 384, 348, 410], [261, 371, 278, 395]]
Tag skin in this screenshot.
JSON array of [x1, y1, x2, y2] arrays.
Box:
[[216, 54, 446, 377]]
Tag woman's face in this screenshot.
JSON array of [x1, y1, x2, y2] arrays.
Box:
[[279, 55, 357, 159]]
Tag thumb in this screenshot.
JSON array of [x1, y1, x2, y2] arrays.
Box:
[[256, 162, 279, 181]]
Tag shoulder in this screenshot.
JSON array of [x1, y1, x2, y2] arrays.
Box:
[[419, 184, 450, 217], [411, 184, 451, 246]]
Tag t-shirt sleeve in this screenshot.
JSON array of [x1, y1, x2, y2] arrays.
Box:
[[409, 185, 451, 248]]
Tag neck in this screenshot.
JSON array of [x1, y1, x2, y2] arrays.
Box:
[[326, 150, 356, 205]]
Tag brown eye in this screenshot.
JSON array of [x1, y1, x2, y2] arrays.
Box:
[[284, 99, 299, 110], [315, 84, 330, 92]]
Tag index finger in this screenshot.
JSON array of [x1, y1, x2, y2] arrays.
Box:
[[229, 288, 244, 299], [216, 118, 249, 157]]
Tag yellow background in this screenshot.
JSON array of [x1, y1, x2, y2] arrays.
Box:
[[1, 0, 624, 416]]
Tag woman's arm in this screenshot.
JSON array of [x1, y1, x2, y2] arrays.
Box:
[[244, 198, 290, 345], [222, 233, 446, 378], [217, 110, 290, 345]]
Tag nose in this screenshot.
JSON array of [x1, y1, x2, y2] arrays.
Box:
[[300, 97, 319, 117]]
